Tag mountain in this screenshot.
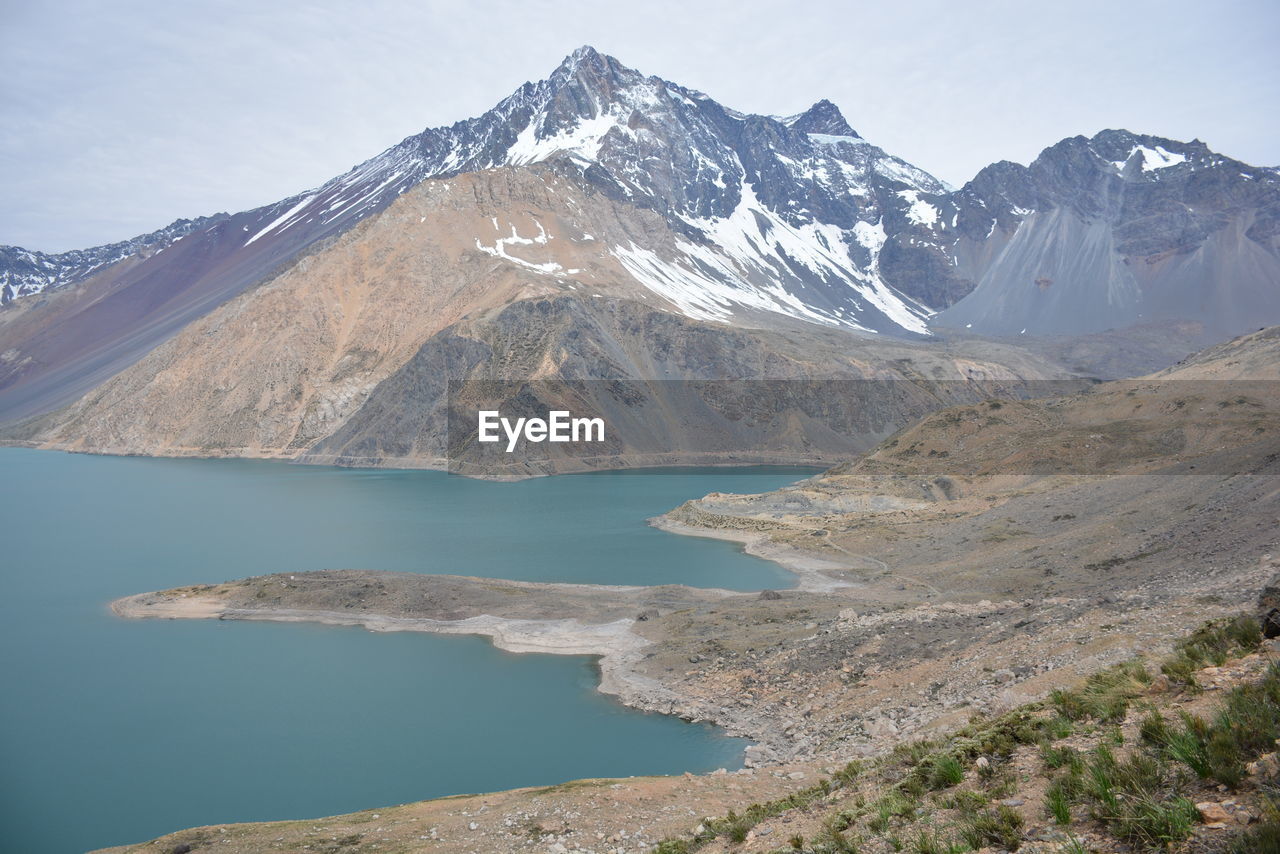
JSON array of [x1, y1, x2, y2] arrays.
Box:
[[0, 46, 980, 427], [0, 215, 226, 304], [932, 129, 1280, 339], [7, 166, 1071, 471], [1, 47, 1276, 469]]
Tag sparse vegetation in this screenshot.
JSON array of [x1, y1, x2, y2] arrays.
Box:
[[1045, 781, 1072, 825], [1051, 658, 1151, 722], [1160, 614, 1263, 688], [649, 616, 1276, 854], [957, 805, 1023, 850]]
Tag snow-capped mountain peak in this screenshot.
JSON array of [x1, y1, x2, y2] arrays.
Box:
[[0, 49, 996, 336], [781, 99, 860, 138], [213, 47, 962, 336]]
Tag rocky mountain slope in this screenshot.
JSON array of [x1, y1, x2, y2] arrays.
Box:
[[935, 130, 1280, 339], [2, 165, 1074, 473], [0, 47, 959, 427], [0, 214, 225, 304]]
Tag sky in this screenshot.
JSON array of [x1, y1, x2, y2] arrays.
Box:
[[2, 0, 1277, 252]]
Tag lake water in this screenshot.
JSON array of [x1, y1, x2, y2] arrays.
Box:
[[0, 448, 813, 853]]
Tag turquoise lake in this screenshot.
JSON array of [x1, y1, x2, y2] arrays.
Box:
[[0, 448, 813, 853]]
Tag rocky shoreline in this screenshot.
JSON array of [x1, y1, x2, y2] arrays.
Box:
[[110, 571, 810, 756]]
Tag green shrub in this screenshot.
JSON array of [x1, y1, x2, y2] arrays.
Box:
[[929, 756, 966, 789], [1081, 744, 1199, 849], [1227, 821, 1280, 854], [1138, 710, 1169, 745], [816, 822, 861, 854], [940, 789, 988, 815], [1045, 783, 1072, 825], [959, 805, 1023, 850], [902, 753, 968, 792], [869, 791, 915, 833], [1152, 664, 1280, 788], [653, 841, 691, 854], [1107, 795, 1199, 850], [1227, 797, 1280, 854], [910, 828, 967, 854], [1161, 616, 1262, 687], [1052, 659, 1151, 722], [1040, 743, 1080, 770]]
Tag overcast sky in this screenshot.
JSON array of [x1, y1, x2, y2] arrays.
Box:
[[3, 0, 1277, 252]]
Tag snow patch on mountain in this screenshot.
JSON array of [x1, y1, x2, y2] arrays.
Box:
[[1112, 145, 1187, 172], [474, 220, 564, 274], [245, 194, 317, 245], [897, 190, 940, 226], [612, 183, 932, 334], [853, 219, 887, 256], [507, 112, 621, 166], [613, 242, 834, 326]]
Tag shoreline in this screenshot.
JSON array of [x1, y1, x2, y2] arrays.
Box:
[[108, 573, 800, 754], [647, 514, 856, 593], [0, 440, 830, 480], [112, 593, 683, 711]]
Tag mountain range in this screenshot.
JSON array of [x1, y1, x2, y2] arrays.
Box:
[[1, 46, 1276, 468]]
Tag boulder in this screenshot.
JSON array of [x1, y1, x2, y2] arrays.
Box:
[[1196, 802, 1231, 827]]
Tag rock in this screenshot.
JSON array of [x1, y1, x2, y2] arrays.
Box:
[[975, 756, 990, 769], [993, 669, 1016, 683], [1258, 572, 1280, 612], [1001, 798, 1025, 807], [865, 717, 898, 739], [535, 819, 568, 834], [1247, 752, 1280, 780], [1196, 802, 1231, 827], [1263, 608, 1280, 639], [468, 821, 479, 831], [636, 609, 659, 621], [1258, 573, 1280, 636], [787, 771, 806, 780], [760, 590, 783, 600]]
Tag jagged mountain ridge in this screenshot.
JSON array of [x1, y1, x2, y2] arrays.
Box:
[[934, 129, 1280, 338], [0, 214, 226, 303], [0, 46, 968, 425], [196, 46, 955, 334], [2, 47, 955, 332]]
